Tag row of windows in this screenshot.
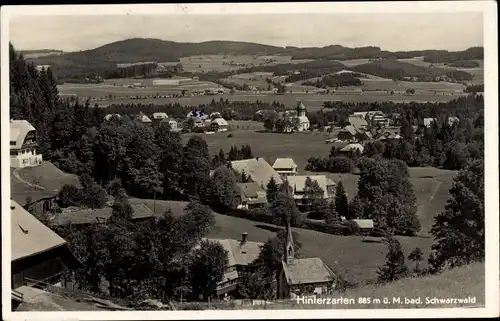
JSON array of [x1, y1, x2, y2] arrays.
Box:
[[10, 149, 36, 156]]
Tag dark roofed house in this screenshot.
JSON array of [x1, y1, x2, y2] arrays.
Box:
[[336, 125, 358, 142], [277, 224, 337, 299], [235, 182, 268, 210], [200, 234, 264, 298], [10, 200, 82, 308]]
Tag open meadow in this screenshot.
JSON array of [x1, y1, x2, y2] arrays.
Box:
[[179, 55, 313, 73], [86, 92, 467, 109]]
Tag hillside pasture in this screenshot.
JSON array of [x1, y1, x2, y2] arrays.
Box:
[[179, 55, 314, 73], [58, 78, 224, 99], [122, 198, 434, 285], [334, 58, 373, 67]]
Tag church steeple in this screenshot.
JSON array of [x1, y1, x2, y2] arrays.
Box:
[[296, 101, 307, 117], [285, 222, 295, 264]]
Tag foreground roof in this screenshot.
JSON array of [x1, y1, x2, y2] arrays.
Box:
[[10, 120, 36, 149], [236, 182, 268, 204], [231, 158, 283, 188], [11, 200, 66, 261], [203, 237, 264, 267], [282, 257, 336, 285]]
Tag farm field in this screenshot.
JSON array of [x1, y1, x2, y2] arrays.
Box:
[[179, 55, 313, 73], [89, 92, 466, 109]]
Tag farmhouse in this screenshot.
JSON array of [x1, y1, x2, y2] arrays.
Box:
[[336, 125, 358, 142], [230, 157, 283, 189], [286, 175, 336, 209], [10, 200, 82, 291], [10, 120, 43, 168], [423, 118, 436, 128], [160, 118, 179, 131], [277, 224, 336, 299], [272, 158, 299, 177], [152, 112, 168, 122], [210, 117, 229, 132], [352, 219, 375, 235], [152, 77, 190, 86], [137, 113, 152, 124], [201, 235, 264, 298], [235, 182, 268, 210], [352, 111, 388, 127], [376, 127, 402, 141], [104, 114, 122, 121], [448, 116, 460, 127]]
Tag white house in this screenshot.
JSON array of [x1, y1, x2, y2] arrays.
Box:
[[286, 175, 336, 208], [423, 118, 436, 128], [10, 120, 43, 168], [340, 143, 365, 154], [104, 114, 122, 121], [152, 112, 168, 121], [160, 118, 179, 131], [272, 158, 299, 177], [210, 118, 229, 132]]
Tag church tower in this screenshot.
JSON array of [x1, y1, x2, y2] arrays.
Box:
[[285, 222, 295, 264], [296, 101, 307, 117]]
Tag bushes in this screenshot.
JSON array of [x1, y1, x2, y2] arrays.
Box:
[[306, 156, 353, 173]]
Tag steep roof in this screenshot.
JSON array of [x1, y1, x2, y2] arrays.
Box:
[[340, 143, 364, 153], [352, 111, 385, 118], [286, 175, 335, 198], [212, 117, 229, 126], [203, 238, 264, 267], [348, 115, 368, 131], [339, 125, 357, 136], [297, 102, 307, 110], [237, 182, 268, 204], [10, 120, 36, 150], [272, 158, 298, 170], [11, 200, 66, 262], [282, 257, 336, 285], [138, 113, 152, 123], [231, 158, 283, 188]]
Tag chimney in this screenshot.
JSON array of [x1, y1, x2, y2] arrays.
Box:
[[241, 232, 248, 244]]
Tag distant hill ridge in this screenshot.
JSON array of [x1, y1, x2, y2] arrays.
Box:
[[26, 38, 483, 64]]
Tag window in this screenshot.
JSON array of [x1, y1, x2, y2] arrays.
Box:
[[10, 141, 16, 146], [10, 150, 18, 156]]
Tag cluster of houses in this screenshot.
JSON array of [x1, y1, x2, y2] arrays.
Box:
[[103, 110, 231, 133]]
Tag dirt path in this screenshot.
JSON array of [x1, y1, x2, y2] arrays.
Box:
[[417, 178, 443, 235], [11, 168, 46, 190]]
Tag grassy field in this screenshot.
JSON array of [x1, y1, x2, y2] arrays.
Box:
[[179, 55, 313, 73], [252, 262, 484, 309], [10, 160, 455, 285], [124, 197, 435, 285], [10, 162, 81, 204], [182, 130, 457, 235]]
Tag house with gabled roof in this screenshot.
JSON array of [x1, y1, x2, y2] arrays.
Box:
[[272, 158, 299, 177], [339, 143, 365, 155], [277, 224, 337, 299], [230, 157, 283, 189], [152, 112, 168, 123], [200, 234, 264, 298], [10, 200, 82, 292], [336, 125, 358, 142], [137, 112, 152, 124], [10, 120, 43, 168], [235, 182, 268, 210], [286, 175, 336, 209]]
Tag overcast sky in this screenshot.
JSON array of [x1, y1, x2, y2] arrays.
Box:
[[9, 12, 483, 52]]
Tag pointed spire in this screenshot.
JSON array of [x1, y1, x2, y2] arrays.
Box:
[[285, 222, 295, 264]]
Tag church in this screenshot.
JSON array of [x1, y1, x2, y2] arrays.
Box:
[[277, 102, 311, 133], [277, 223, 337, 299]]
